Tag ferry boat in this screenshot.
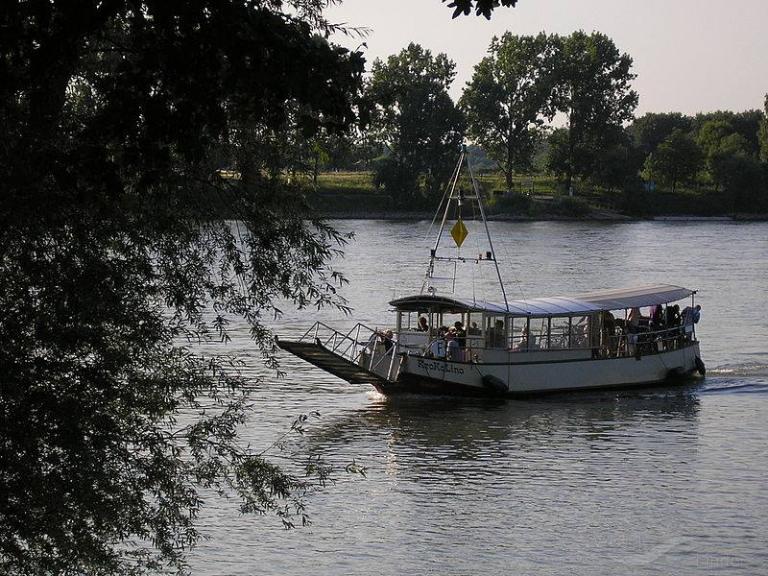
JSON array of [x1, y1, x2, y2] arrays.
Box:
[[277, 147, 705, 396]]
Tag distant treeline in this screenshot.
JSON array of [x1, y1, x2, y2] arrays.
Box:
[[285, 33, 768, 214]]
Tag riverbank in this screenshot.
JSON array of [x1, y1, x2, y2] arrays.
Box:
[[308, 170, 768, 221], [318, 210, 768, 221]]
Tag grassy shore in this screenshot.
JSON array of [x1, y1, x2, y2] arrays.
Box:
[[303, 170, 763, 220]]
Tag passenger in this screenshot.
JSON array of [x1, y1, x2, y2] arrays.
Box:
[[601, 311, 617, 355], [416, 316, 429, 332], [488, 319, 505, 348], [666, 304, 681, 327], [681, 304, 701, 339], [650, 305, 664, 330], [379, 329, 395, 353], [428, 326, 448, 358], [468, 322, 481, 335], [602, 311, 616, 337], [453, 321, 467, 348], [515, 327, 539, 351], [446, 330, 460, 360], [626, 308, 643, 356]]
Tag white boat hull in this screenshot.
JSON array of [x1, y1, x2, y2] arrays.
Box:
[[376, 342, 702, 396]]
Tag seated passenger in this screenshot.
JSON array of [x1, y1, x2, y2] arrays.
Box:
[[428, 326, 448, 358], [514, 328, 539, 351], [488, 320, 505, 348]]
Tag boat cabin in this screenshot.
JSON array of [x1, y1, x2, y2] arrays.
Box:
[[390, 284, 698, 363]]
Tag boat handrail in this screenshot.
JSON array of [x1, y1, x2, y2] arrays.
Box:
[[298, 321, 398, 367]]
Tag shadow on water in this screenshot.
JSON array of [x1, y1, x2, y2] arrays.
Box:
[[303, 383, 704, 468]]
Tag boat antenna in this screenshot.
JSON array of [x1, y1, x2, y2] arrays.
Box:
[[422, 144, 510, 312], [426, 153, 463, 241]]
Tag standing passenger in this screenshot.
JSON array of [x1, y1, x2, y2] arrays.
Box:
[[681, 304, 701, 340], [453, 321, 467, 348], [446, 330, 460, 361]]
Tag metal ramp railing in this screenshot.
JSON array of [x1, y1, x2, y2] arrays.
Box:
[[278, 321, 404, 383]]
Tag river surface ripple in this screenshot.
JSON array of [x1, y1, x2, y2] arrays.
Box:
[[189, 220, 768, 576]]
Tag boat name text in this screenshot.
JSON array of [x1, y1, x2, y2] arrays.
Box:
[[417, 358, 465, 375]]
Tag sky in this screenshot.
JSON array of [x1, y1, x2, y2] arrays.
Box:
[[325, 0, 768, 117]]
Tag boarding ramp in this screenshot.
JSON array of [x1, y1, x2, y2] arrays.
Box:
[[276, 322, 402, 385]]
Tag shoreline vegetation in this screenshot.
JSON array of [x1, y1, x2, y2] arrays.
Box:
[[289, 34, 768, 223], [302, 171, 768, 221]]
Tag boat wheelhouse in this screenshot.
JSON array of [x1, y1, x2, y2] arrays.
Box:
[[277, 147, 705, 396]]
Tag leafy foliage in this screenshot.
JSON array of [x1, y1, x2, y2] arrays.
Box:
[[629, 112, 694, 156], [548, 31, 638, 191], [0, 1, 365, 574], [641, 129, 703, 192], [461, 33, 558, 190], [444, 0, 519, 19], [692, 109, 764, 157], [761, 95, 768, 163], [367, 43, 465, 206]]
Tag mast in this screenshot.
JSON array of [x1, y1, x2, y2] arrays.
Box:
[[421, 145, 510, 311]]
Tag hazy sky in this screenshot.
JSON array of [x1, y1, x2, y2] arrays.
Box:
[[325, 0, 768, 116]]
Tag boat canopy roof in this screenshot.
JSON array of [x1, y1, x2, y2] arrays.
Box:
[[390, 284, 695, 317]]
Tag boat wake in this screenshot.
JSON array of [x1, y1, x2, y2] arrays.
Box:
[[698, 362, 768, 394], [706, 362, 768, 378]]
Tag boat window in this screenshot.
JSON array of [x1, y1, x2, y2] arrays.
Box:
[[509, 317, 526, 350], [529, 317, 547, 349], [571, 316, 590, 348], [550, 317, 570, 349], [485, 315, 507, 348], [466, 313, 482, 336]]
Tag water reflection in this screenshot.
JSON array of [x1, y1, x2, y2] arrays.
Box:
[[305, 386, 701, 484]]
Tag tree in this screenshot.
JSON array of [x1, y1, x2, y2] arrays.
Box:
[[695, 119, 750, 188], [0, 2, 365, 574], [641, 129, 703, 193], [548, 31, 638, 192], [711, 153, 766, 212], [367, 43, 465, 205], [589, 125, 643, 191], [444, 0, 519, 19], [693, 109, 764, 157], [629, 112, 694, 156], [759, 94, 768, 163], [460, 32, 558, 190]]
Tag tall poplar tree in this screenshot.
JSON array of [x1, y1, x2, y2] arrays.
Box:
[[549, 31, 638, 192], [367, 43, 465, 205], [460, 32, 558, 190]]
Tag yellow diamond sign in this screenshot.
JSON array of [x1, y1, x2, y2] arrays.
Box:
[[451, 218, 468, 248]]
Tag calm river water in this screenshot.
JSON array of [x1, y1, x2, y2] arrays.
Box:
[[189, 220, 768, 575]]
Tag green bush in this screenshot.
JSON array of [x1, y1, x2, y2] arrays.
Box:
[[553, 195, 591, 216], [489, 192, 533, 215]]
